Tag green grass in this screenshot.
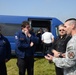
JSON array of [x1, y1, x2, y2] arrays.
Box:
[[6, 57, 56, 75]]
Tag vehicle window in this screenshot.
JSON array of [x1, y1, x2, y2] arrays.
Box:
[[55, 26, 59, 36], [0, 23, 21, 36]]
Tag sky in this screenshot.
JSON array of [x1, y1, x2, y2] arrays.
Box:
[[0, 0, 76, 22]]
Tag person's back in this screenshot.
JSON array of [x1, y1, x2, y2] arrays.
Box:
[[41, 28, 54, 54], [42, 32, 54, 44]]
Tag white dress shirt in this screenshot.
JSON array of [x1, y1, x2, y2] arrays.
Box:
[[41, 32, 54, 44]]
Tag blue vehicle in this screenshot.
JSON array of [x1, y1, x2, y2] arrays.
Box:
[[0, 15, 62, 56]]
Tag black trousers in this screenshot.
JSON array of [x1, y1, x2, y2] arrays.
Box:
[[55, 65, 64, 75], [0, 62, 7, 75], [17, 56, 34, 75], [43, 43, 52, 54]]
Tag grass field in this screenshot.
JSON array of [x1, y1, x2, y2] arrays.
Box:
[[6, 57, 56, 75]]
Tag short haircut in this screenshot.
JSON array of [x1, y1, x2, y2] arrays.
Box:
[[65, 18, 76, 27], [58, 24, 64, 29], [21, 21, 29, 28], [65, 18, 76, 22]]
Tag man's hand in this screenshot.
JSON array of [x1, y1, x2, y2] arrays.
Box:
[[52, 50, 60, 57], [30, 42, 34, 47], [45, 54, 53, 61], [22, 28, 29, 36], [62, 53, 66, 58], [27, 33, 31, 37]]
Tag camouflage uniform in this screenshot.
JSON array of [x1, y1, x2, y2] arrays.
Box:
[[53, 35, 76, 75]]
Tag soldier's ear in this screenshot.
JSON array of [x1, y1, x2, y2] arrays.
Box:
[[72, 24, 76, 30]]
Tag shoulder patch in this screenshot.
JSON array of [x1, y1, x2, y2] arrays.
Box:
[[3, 40, 6, 44], [15, 36, 18, 39], [68, 51, 75, 59]]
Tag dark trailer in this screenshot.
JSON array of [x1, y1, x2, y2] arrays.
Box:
[[0, 15, 62, 56]]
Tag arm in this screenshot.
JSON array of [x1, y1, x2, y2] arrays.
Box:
[[45, 42, 76, 69], [45, 54, 76, 69], [5, 38, 11, 62], [15, 32, 30, 49], [51, 33, 54, 43], [28, 32, 38, 44], [30, 35, 38, 44], [51, 37, 60, 57], [51, 38, 54, 43], [52, 49, 60, 57], [53, 57, 76, 68]]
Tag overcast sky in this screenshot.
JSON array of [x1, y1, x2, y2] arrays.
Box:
[[0, 0, 76, 22]]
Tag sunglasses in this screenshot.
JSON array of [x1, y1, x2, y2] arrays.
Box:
[[59, 29, 65, 31]]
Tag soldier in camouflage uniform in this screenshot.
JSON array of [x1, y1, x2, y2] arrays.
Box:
[[45, 18, 76, 75]]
